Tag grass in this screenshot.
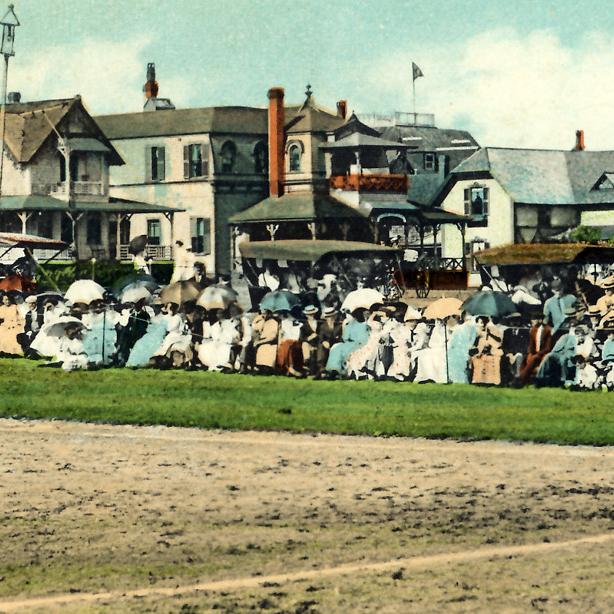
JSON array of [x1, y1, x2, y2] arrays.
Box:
[[0, 358, 612, 445]]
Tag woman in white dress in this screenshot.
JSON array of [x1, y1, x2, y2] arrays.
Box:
[[198, 308, 240, 371], [414, 319, 448, 383], [152, 303, 192, 366], [30, 300, 67, 358]]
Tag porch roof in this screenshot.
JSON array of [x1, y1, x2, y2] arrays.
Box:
[[229, 192, 365, 224], [0, 195, 181, 214]]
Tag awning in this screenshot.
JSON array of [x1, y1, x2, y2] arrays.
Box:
[[477, 243, 614, 266], [239, 239, 401, 262], [67, 137, 111, 153], [0, 232, 67, 250]]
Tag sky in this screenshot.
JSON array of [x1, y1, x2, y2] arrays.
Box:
[[7, 0, 614, 149]]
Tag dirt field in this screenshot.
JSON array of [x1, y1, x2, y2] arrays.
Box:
[[0, 419, 612, 613]]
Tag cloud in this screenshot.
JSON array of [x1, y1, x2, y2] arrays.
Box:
[[358, 28, 614, 150], [9, 36, 191, 115]]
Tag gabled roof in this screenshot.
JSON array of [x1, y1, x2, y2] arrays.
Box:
[[320, 133, 412, 150], [96, 106, 268, 139], [285, 102, 345, 135], [229, 192, 365, 223], [4, 97, 123, 164], [446, 147, 614, 206]]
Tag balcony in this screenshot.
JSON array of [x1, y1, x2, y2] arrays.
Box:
[[119, 244, 173, 261], [32, 181, 105, 197], [330, 174, 408, 193]]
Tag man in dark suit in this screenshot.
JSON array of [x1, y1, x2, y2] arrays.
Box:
[[519, 307, 553, 385]]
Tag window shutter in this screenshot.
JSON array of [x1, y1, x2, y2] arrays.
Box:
[[158, 147, 166, 181], [145, 146, 152, 182], [203, 218, 211, 254], [483, 188, 489, 215], [463, 188, 470, 215], [183, 145, 190, 179], [203, 145, 209, 176]]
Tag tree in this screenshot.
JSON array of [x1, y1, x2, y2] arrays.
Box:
[[569, 225, 602, 244]]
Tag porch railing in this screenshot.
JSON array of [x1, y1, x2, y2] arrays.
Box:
[[330, 174, 408, 193], [0, 247, 71, 264], [31, 181, 105, 197], [413, 255, 466, 271], [119, 244, 173, 260]]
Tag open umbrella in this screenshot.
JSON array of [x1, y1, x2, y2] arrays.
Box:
[[121, 286, 152, 304], [128, 234, 148, 255], [44, 317, 87, 337], [341, 288, 384, 312], [0, 274, 33, 292], [159, 280, 201, 306], [462, 291, 517, 318], [259, 290, 301, 313], [423, 297, 463, 320], [197, 286, 238, 310], [112, 272, 158, 295], [64, 280, 106, 305], [404, 306, 423, 321]]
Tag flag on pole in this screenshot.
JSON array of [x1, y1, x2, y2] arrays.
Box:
[[412, 62, 424, 82]]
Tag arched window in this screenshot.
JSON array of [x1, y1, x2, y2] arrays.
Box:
[[220, 141, 237, 173], [288, 143, 302, 172], [253, 141, 267, 174]]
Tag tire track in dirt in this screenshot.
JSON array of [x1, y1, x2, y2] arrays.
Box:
[[1, 532, 612, 612]]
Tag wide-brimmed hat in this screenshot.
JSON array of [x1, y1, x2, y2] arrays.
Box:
[[24, 295, 37, 305], [322, 306, 338, 317], [602, 276, 614, 289], [563, 304, 578, 316], [303, 304, 319, 316]]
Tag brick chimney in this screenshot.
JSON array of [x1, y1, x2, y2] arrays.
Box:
[[143, 62, 159, 99], [574, 129, 585, 151], [336, 100, 348, 119], [268, 87, 285, 198]]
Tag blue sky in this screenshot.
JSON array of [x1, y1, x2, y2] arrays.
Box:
[[9, 0, 614, 149]]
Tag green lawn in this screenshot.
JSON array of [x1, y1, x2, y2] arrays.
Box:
[[1, 358, 612, 445]]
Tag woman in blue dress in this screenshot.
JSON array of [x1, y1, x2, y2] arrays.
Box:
[[126, 312, 169, 367], [82, 303, 118, 367], [447, 312, 477, 384], [325, 308, 370, 377]]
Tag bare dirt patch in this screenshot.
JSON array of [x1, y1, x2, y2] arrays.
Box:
[[0, 419, 612, 612]]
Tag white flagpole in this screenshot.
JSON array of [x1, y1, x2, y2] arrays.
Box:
[[412, 75, 416, 117]]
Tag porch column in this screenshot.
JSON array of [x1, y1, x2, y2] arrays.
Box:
[[17, 211, 32, 234], [163, 211, 175, 260], [115, 213, 124, 261], [433, 224, 439, 264], [308, 221, 317, 240], [266, 223, 279, 241], [458, 222, 467, 271], [340, 222, 351, 241]]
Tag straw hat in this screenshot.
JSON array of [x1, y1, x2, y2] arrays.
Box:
[[322, 306, 338, 317], [303, 305, 319, 316]]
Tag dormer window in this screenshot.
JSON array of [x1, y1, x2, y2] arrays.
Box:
[[424, 152, 435, 171], [288, 142, 302, 172], [464, 185, 489, 219], [221, 141, 237, 173]]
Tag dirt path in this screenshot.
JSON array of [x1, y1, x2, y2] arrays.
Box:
[[0, 419, 612, 612], [0, 532, 612, 612]]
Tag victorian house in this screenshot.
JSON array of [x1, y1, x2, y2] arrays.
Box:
[[0, 95, 175, 262], [432, 131, 614, 279]]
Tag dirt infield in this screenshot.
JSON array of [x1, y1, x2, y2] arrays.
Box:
[[0, 420, 613, 612]]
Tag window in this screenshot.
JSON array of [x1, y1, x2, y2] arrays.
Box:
[[253, 141, 267, 174], [147, 219, 161, 246], [464, 186, 489, 218], [148, 146, 166, 182], [465, 239, 490, 272], [191, 217, 210, 254], [183, 143, 208, 179], [220, 141, 237, 173], [288, 143, 301, 172], [424, 153, 435, 171], [58, 154, 66, 183], [87, 213, 102, 245]]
